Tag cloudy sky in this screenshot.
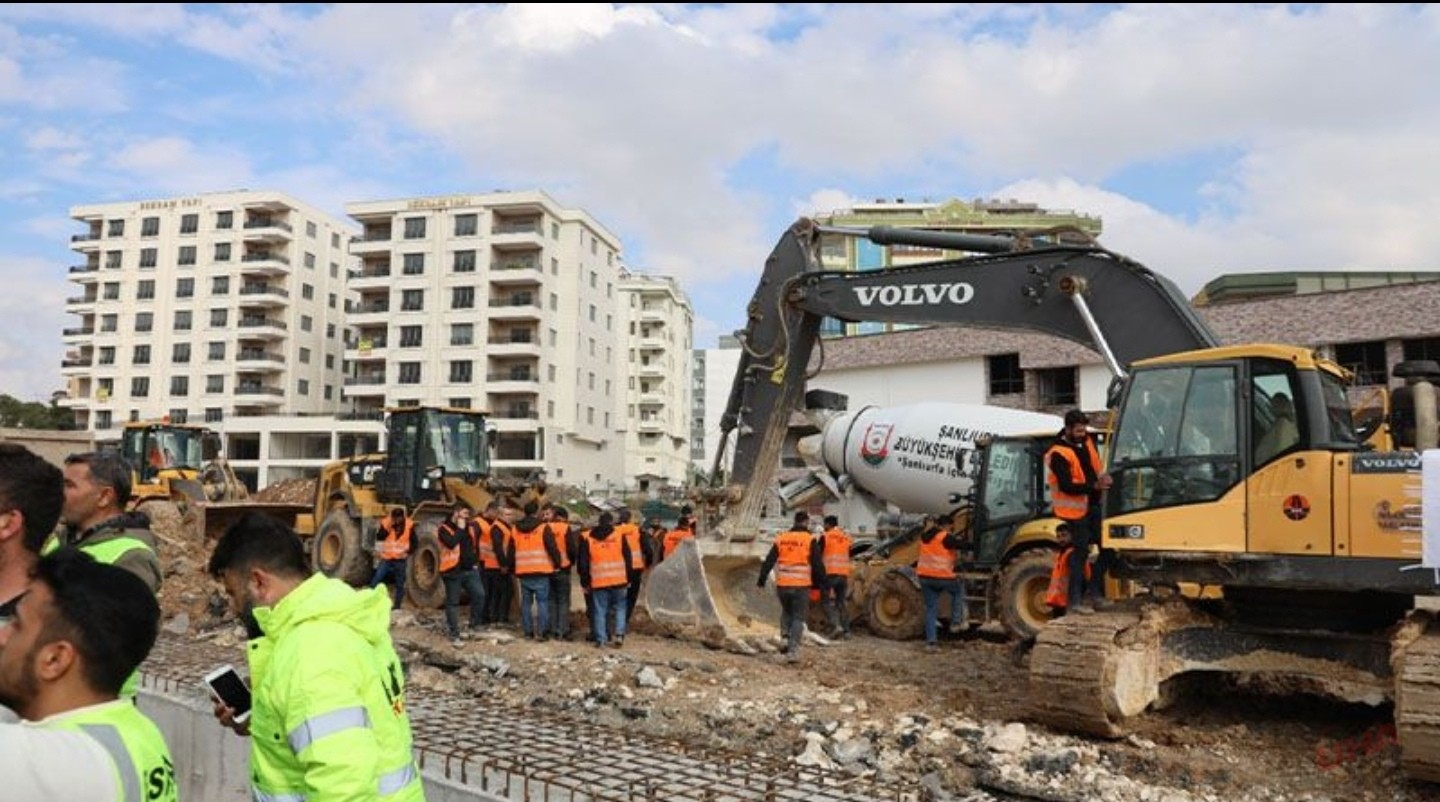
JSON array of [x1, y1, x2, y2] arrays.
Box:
[[3, 3, 1439, 402]]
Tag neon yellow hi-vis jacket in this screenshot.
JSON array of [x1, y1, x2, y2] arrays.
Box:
[[247, 574, 423, 802]]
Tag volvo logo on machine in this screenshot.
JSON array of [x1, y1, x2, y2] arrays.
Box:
[[852, 282, 975, 307]]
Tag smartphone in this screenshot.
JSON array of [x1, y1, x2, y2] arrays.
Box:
[[203, 664, 252, 724]]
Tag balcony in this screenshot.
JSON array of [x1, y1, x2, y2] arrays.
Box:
[[342, 375, 387, 398], [68, 264, 100, 283], [346, 336, 388, 361], [640, 307, 668, 323], [487, 296, 542, 320], [235, 349, 285, 371], [234, 382, 284, 398], [242, 218, 293, 242], [61, 355, 92, 373], [638, 392, 665, 407], [638, 336, 666, 352], [239, 252, 291, 276], [489, 259, 542, 286], [70, 231, 101, 250], [350, 263, 392, 285], [349, 301, 390, 324], [238, 284, 289, 307], [237, 317, 287, 339], [62, 326, 95, 340], [637, 363, 667, 377], [486, 336, 541, 357], [490, 217, 544, 249]]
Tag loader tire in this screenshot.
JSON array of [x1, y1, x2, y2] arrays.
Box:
[[312, 510, 370, 586], [864, 570, 924, 641], [405, 516, 446, 609], [996, 548, 1057, 641]]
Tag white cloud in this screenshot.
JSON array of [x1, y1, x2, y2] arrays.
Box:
[[110, 137, 253, 195], [0, 254, 69, 401]]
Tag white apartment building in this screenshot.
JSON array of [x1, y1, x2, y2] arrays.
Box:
[[617, 271, 693, 490], [691, 337, 743, 478], [62, 191, 354, 432], [343, 191, 624, 486]]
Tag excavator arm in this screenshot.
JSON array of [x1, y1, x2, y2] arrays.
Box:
[[714, 217, 1218, 540]]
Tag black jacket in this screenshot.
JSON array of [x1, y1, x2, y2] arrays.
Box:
[[576, 524, 634, 589], [438, 519, 480, 573]]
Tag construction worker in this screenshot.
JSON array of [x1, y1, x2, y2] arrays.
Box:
[[757, 511, 826, 662], [475, 501, 509, 626], [208, 512, 423, 802], [916, 516, 968, 653], [0, 550, 177, 802], [613, 508, 647, 617], [577, 511, 633, 648], [547, 505, 578, 640], [819, 514, 853, 639], [437, 503, 485, 646], [369, 507, 412, 609], [0, 444, 63, 619], [1044, 523, 1091, 614], [1046, 409, 1111, 614], [661, 516, 695, 560], [506, 501, 562, 640], [54, 452, 162, 593]]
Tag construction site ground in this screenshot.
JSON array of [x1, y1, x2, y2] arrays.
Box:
[[154, 485, 1432, 801]]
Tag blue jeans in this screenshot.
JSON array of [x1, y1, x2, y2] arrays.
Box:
[[590, 586, 628, 645], [441, 568, 485, 638], [369, 558, 407, 608], [921, 576, 966, 645], [518, 575, 551, 638]]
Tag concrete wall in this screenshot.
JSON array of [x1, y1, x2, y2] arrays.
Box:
[[0, 428, 95, 467]]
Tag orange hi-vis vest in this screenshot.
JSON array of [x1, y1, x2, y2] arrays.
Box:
[[550, 521, 573, 570], [476, 518, 500, 570], [587, 535, 628, 589], [821, 527, 852, 577], [1044, 546, 1093, 608], [774, 531, 815, 588], [491, 520, 514, 572], [1045, 438, 1103, 521], [512, 525, 556, 576], [436, 520, 466, 573], [663, 528, 693, 559], [916, 530, 958, 580], [615, 523, 645, 570], [376, 518, 413, 560]]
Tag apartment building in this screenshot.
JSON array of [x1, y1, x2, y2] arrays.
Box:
[[61, 191, 354, 432], [617, 271, 693, 490], [344, 191, 624, 486], [691, 336, 743, 478]]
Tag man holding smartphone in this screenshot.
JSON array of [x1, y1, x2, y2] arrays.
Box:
[[0, 549, 177, 801], [208, 512, 424, 801]]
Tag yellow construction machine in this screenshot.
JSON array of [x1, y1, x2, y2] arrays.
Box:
[[116, 420, 249, 536], [673, 217, 1440, 781]]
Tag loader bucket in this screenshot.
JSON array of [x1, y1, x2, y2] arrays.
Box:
[[195, 501, 309, 542], [642, 538, 781, 646]]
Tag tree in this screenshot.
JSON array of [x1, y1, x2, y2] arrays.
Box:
[[0, 395, 75, 430]]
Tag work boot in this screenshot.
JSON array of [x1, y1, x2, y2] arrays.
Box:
[[785, 651, 801, 664], [612, 635, 625, 648], [924, 642, 940, 654], [1071, 603, 1095, 615], [1090, 596, 1113, 611]]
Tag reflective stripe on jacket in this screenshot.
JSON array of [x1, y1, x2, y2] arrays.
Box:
[[821, 528, 852, 577], [476, 519, 500, 569], [436, 521, 463, 573], [512, 526, 556, 576], [550, 521, 573, 570], [916, 530, 958, 579], [1045, 438, 1103, 521], [615, 523, 645, 570], [248, 574, 423, 802], [774, 531, 815, 588], [586, 535, 628, 589], [47, 700, 178, 802], [375, 519, 413, 560]]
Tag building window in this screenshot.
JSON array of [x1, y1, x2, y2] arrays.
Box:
[[323, 384, 332, 401], [303, 252, 316, 270], [170, 376, 189, 397], [97, 378, 114, 398], [96, 411, 113, 429], [172, 343, 190, 364], [206, 375, 224, 393], [134, 312, 153, 333], [398, 363, 421, 384], [178, 245, 196, 265], [212, 276, 230, 295], [449, 397, 471, 409], [299, 347, 311, 364], [107, 219, 125, 237], [103, 282, 120, 300], [399, 326, 423, 348], [306, 221, 317, 238], [205, 408, 223, 423], [210, 309, 228, 327], [454, 214, 477, 237], [297, 379, 309, 396], [136, 280, 155, 300], [168, 409, 188, 424], [1036, 367, 1078, 406], [176, 277, 194, 298], [207, 342, 226, 361], [1403, 337, 1440, 364], [138, 248, 158, 268], [451, 286, 474, 309], [131, 377, 149, 398], [140, 217, 159, 237], [132, 345, 151, 365], [174, 310, 192, 331], [453, 250, 475, 272], [403, 217, 426, 239], [449, 361, 472, 383], [100, 314, 118, 333], [402, 253, 424, 275], [1334, 341, 1388, 386], [328, 292, 336, 309], [98, 347, 115, 366], [450, 323, 473, 346], [988, 353, 1024, 395], [300, 315, 312, 332], [401, 290, 424, 311], [180, 213, 198, 234], [216, 211, 233, 230], [105, 251, 122, 269]]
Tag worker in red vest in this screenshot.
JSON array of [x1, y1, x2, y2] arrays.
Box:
[[819, 515, 853, 639], [368, 508, 412, 609], [757, 511, 826, 663]]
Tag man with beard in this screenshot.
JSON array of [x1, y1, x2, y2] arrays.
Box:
[[53, 452, 162, 593], [0, 443, 64, 618], [0, 549, 176, 802], [207, 512, 424, 802]]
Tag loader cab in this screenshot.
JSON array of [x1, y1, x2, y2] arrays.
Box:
[[970, 434, 1050, 564], [120, 423, 215, 484], [376, 407, 491, 505], [1105, 347, 1359, 519]]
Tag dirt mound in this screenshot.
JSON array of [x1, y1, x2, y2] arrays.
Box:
[[254, 478, 316, 505]]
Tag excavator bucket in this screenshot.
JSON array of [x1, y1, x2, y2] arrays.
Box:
[[195, 501, 309, 542], [643, 539, 781, 647]]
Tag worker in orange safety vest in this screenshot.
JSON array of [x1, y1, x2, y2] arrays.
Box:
[[818, 515, 853, 639], [368, 508, 412, 609], [1045, 409, 1111, 615], [916, 516, 968, 653], [757, 511, 827, 663], [1044, 522, 1093, 613]]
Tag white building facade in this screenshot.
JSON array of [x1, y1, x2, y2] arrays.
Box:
[[62, 191, 354, 432], [343, 191, 625, 486], [617, 271, 693, 490], [691, 338, 743, 478]]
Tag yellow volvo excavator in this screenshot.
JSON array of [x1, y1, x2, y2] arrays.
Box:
[[663, 217, 1440, 781]]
